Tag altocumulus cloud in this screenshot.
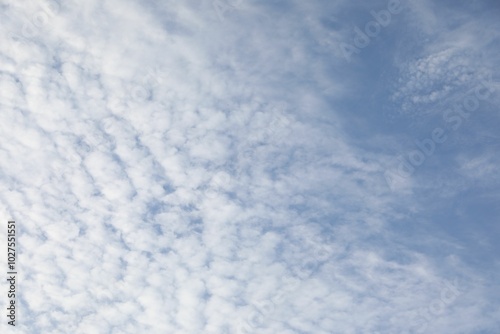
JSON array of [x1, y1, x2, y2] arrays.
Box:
[[0, 0, 500, 333]]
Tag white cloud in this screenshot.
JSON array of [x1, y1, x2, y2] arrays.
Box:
[[0, 0, 499, 333]]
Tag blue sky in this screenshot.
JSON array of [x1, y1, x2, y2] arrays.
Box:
[[0, 0, 499, 333]]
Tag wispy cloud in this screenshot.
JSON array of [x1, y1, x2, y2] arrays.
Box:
[[0, 0, 499, 333]]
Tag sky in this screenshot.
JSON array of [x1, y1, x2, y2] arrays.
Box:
[[0, 0, 499, 333]]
